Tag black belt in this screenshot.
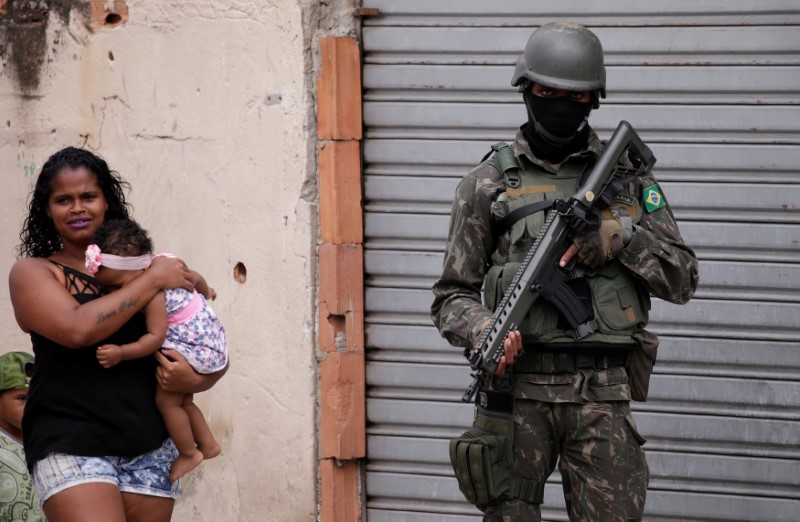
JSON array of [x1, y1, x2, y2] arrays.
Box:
[[514, 348, 631, 374]]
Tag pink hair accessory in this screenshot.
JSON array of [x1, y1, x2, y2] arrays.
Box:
[[85, 244, 102, 274]]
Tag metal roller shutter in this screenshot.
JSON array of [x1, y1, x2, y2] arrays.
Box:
[[360, 2, 800, 520]]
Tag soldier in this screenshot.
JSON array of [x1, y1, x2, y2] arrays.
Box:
[[431, 22, 699, 521]]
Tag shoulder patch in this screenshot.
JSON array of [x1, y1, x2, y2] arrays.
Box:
[[643, 184, 666, 212], [615, 194, 635, 206]]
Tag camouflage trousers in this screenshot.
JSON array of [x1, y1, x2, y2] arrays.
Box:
[[482, 399, 648, 522]]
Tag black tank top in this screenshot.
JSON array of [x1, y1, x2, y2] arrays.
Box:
[[22, 263, 168, 468]]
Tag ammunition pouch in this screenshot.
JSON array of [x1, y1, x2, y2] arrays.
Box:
[[627, 329, 659, 401], [449, 391, 544, 510]]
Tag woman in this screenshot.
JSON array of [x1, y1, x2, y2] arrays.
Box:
[[9, 147, 226, 522]]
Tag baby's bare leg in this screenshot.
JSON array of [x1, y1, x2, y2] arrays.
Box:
[[183, 394, 221, 459], [156, 387, 204, 482]]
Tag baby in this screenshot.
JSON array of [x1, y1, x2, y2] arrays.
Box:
[[85, 218, 227, 482]]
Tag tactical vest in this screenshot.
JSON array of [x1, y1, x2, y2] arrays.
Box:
[[483, 144, 650, 347]]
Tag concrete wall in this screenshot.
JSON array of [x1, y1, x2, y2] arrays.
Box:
[[0, 0, 355, 519]]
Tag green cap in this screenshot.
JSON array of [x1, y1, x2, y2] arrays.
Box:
[[0, 352, 34, 392]]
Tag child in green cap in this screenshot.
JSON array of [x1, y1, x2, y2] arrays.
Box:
[[0, 351, 46, 521]]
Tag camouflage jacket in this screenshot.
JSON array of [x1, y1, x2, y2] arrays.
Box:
[[431, 127, 699, 402]]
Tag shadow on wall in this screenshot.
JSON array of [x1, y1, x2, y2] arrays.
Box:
[[0, 0, 127, 93]]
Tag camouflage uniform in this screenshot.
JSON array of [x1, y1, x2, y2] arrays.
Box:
[[432, 128, 699, 521]]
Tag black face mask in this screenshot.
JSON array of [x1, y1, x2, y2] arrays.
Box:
[[524, 92, 593, 142], [522, 122, 590, 164]]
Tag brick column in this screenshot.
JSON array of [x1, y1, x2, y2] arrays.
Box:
[[317, 36, 365, 521]]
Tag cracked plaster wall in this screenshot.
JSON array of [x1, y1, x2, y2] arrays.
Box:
[[0, 0, 355, 519]]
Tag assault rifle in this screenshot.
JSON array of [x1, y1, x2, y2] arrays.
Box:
[[462, 121, 656, 403]]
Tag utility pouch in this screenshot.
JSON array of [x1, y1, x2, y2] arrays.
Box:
[[449, 402, 513, 508], [627, 329, 659, 401]]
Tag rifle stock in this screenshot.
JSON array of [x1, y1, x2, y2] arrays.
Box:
[[463, 121, 655, 403]]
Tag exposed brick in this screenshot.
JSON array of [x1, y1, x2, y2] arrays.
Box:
[[320, 351, 365, 459], [317, 37, 362, 141], [316, 32, 365, 522], [320, 459, 361, 522], [319, 140, 363, 245], [318, 244, 364, 353], [88, 0, 128, 28]]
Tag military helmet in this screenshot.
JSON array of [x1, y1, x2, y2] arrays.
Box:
[[511, 22, 606, 107]]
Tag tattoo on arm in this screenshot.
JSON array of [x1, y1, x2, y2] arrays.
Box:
[[96, 298, 141, 325], [97, 310, 117, 324], [118, 298, 140, 313]]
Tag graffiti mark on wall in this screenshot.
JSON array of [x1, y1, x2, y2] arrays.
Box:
[[16, 148, 38, 189]]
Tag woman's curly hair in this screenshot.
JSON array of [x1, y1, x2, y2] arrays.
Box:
[[92, 218, 154, 258], [17, 147, 132, 259]]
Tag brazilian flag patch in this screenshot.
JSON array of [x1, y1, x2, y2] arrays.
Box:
[[643, 184, 665, 213]]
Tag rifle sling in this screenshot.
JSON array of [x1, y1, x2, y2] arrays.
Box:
[[491, 200, 554, 238]]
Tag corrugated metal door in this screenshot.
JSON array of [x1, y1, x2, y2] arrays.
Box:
[[360, 2, 800, 520]]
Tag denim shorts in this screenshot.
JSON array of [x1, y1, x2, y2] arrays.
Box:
[[32, 438, 182, 507]]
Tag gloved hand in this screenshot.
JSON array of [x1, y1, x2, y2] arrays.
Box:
[[573, 207, 629, 269]]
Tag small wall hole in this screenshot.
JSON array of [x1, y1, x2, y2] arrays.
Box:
[[105, 13, 122, 25], [108, 51, 115, 61], [233, 262, 247, 284]]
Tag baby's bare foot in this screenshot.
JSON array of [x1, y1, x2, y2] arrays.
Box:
[[170, 451, 204, 482], [200, 441, 221, 460]]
